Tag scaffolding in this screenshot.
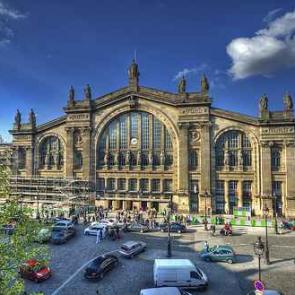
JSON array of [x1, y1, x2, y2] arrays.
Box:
[[9, 176, 96, 217]]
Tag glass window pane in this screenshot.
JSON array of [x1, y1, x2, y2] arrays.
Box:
[[120, 115, 127, 149], [130, 112, 138, 139], [141, 113, 149, 149], [153, 118, 162, 149]]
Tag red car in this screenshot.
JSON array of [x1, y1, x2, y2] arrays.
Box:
[[19, 259, 51, 282]]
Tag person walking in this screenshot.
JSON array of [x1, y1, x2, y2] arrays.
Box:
[[203, 241, 209, 252], [96, 228, 100, 244]]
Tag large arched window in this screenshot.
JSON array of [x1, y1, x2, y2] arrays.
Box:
[[39, 136, 64, 169], [97, 111, 173, 169], [215, 130, 252, 168]]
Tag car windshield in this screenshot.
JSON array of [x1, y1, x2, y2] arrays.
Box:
[[121, 245, 130, 251], [208, 246, 217, 252]]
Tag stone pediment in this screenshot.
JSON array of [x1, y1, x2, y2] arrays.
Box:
[[211, 107, 258, 125], [91, 85, 211, 110]]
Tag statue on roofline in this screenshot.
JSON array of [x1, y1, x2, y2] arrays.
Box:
[[283, 92, 293, 111], [84, 84, 92, 100], [259, 94, 268, 112], [14, 109, 21, 129], [201, 74, 209, 93], [128, 59, 139, 80], [68, 86, 75, 105], [29, 109, 36, 127], [178, 76, 186, 94]]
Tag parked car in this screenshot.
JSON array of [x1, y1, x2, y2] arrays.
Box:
[[19, 259, 51, 282], [99, 219, 116, 226], [119, 241, 146, 258], [84, 224, 105, 235], [153, 259, 208, 290], [51, 228, 76, 244], [52, 220, 73, 230], [140, 287, 192, 295], [35, 228, 52, 243], [84, 254, 119, 280], [161, 223, 186, 233], [127, 223, 149, 233], [247, 290, 283, 295], [200, 245, 236, 264]]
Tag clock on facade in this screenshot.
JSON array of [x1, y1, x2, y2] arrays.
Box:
[[130, 138, 138, 145]]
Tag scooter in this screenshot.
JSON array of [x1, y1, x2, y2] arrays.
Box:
[[220, 225, 233, 236]]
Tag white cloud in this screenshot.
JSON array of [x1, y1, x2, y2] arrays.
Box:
[[0, 1, 26, 19], [173, 63, 207, 80], [227, 10, 295, 80], [263, 8, 282, 23], [0, 1, 26, 46]]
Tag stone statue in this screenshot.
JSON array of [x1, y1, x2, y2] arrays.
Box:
[[178, 76, 186, 94], [259, 94, 268, 111], [14, 109, 21, 129], [148, 152, 153, 166], [128, 59, 139, 80], [104, 152, 109, 166], [137, 150, 141, 165], [53, 151, 60, 168], [283, 92, 293, 111], [201, 74, 209, 93], [29, 109, 36, 127], [238, 150, 244, 166], [84, 84, 92, 100], [160, 151, 166, 165], [224, 150, 230, 166], [126, 150, 131, 165], [68, 86, 75, 105], [114, 152, 120, 166]]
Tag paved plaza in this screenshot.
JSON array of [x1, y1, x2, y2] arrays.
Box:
[[24, 224, 295, 295]]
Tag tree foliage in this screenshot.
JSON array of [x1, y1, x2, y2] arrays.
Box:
[[0, 164, 50, 295]]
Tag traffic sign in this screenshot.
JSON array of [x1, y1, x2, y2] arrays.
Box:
[[254, 280, 265, 292]]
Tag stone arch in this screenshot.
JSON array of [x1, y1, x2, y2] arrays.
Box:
[[35, 133, 66, 170]]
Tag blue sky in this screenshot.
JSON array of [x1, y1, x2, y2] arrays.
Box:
[[0, 0, 295, 142]]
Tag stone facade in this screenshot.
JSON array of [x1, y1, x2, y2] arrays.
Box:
[[7, 62, 295, 217]]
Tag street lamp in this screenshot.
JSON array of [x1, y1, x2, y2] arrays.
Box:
[[204, 190, 208, 231], [272, 193, 279, 235], [167, 194, 173, 258], [254, 236, 265, 281], [263, 207, 270, 265]]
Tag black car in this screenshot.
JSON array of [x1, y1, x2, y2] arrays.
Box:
[[84, 254, 119, 280], [161, 222, 186, 233], [51, 227, 76, 244]]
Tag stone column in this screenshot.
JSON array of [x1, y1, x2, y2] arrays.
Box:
[[260, 141, 272, 208], [177, 123, 189, 212], [237, 180, 243, 208], [65, 127, 74, 178], [285, 140, 295, 217], [224, 180, 229, 214], [82, 127, 92, 180], [25, 147, 33, 176]]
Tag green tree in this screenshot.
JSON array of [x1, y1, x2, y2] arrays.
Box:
[[0, 164, 50, 295]]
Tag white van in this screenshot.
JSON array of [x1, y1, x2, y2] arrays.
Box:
[[140, 287, 192, 295], [153, 259, 208, 290]]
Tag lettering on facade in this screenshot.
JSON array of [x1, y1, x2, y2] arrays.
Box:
[[68, 114, 90, 121], [180, 107, 208, 115], [262, 127, 295, 134]]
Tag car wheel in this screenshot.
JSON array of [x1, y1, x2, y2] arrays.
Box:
[[227, 259, 233, 264], [177, 229, 181, 233], [161, 229, 164, 232], [100, 273, 104, 279], [34, 277, 39, 283], [140, 229, 143, 233], [205, 257, 211, 262]]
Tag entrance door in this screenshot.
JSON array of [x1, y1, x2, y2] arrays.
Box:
[[141, 201, 147, 211], [151, 202, 159, 211]]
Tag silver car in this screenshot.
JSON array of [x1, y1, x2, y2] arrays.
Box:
[[127, 223, 149, 233], [119, 241, 146, 258]]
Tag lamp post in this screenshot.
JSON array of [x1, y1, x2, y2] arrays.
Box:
[[263, 207, 270, 265], [272, 193, 279, 235], [254, 236, 265, 281], [167, 194, 173, 258], [204, 190, 208, 231]]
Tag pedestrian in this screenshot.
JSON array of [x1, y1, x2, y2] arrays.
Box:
[[102, 226, 106, 239], [203, 241, 209, 252], [96, 228, 100, 244], [115, 226, 120, 239], [99, 228, 103, 240]]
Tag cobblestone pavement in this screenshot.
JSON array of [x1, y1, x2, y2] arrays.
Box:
[[24, 224, 295, 295]]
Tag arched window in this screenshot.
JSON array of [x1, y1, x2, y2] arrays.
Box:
[[215, 130, 252, 168], [97, 111, 173, 169], [39, 136, 64, 169]]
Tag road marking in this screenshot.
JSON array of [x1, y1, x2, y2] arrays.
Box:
[[51, 249, 119, 295]]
